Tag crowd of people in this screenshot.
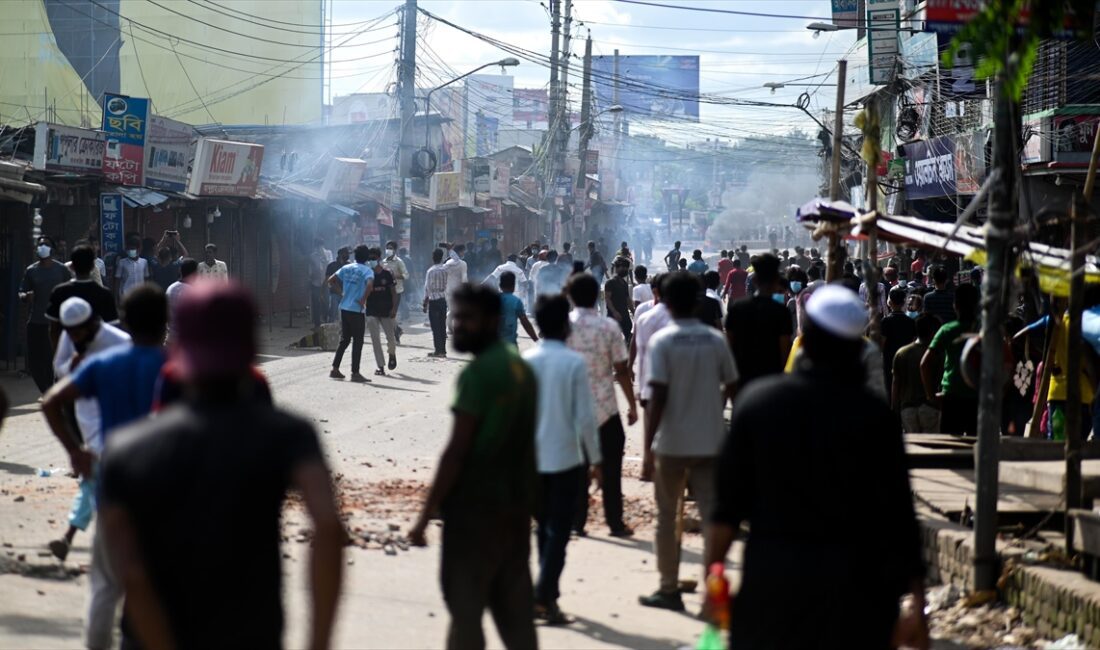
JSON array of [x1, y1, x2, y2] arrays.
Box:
[[23, 231, 951, 649]]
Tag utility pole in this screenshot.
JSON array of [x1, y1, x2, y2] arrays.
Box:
[[396, 0, 417, 250], [575, 35, 593, 243], [552, 0, 573, 247], [826, 59, 847, 282], [544, 0, 561, 244], [973, 54, 1020, 593]]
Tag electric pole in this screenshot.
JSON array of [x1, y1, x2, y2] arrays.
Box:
[[554, 0, 573, 247], [544, 0, 561, 244], [396, 0, 417, 251], [574, 35, 593, 243]]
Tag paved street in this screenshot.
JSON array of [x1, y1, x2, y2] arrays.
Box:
[[0, 319, 727, 649]]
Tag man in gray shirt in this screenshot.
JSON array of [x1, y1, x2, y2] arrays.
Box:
[[640, 271, 738, 612], [20, 236, 72, 392]]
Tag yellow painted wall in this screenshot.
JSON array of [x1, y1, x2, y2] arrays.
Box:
[[0, 0, 322, 128]]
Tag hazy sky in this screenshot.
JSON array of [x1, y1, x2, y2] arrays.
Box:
[[329, 0, 859, 142]]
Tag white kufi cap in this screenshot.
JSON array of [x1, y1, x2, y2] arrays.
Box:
[[805, 285, 867, 340], [59, 297, 93, 328]]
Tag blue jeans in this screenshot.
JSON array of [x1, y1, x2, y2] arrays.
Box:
[[535, 465, 584, 606], [68, 476, 97, 531]]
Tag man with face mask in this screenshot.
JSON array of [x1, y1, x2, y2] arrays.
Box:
[[20, 236, 72, 392], [115, 237, 150, 303], [48, 297, 131, 566], [381, 240, 409, 342]]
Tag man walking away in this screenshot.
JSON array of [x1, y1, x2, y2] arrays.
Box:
[[166, 259, 199, 340], [881, 286, 917, 393], [48, 298, 131, 563], [366, 247, 399, 376], [498, 272, 538, 347], [100, 283, 344, 650], [721, 258, 748, 305], [444, 244, 468, 335], [633, 266, 652, 309], [383, 241, 409, 342], [922, 265, 956, 324], [328, 244, 373, 383], [687, 250, 708, 275], [424, 248, 450, 358], [605, 259, 634, 342], [894, 314, 943, 433], [640, 272, 738, 612], [22, 236, 72, 392], [725, 253, 793, 389], [310, 237, 333, 328], [706, 286, 927, 648], [409, 285, 538, 650], [326, 248, 350, 323], [664, 241, 682, 272], [41, 286, 169, 650], [523, 295, 601, 625], [921, 283, 980, 435], [567, 274, 638, 537], [536, 250, 568, 299], [558, 241, 574, 268], [698, 271, 724, 330]]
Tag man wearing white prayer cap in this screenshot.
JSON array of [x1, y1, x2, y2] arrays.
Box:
[[46, 296, 132, 647], [704, 283, 928, 649]]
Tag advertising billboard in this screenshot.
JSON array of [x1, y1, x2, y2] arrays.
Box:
[[591, 55, 700, 120], [903, 135, 956, 200], [144, 115, 193, 192], [187, 138, 264, 197], [320, 158, 367, 201], [33, 123, 105, 175], [513, 88, 549, 126], [430, 171, 462, 210], [100, 193, 124, 257], [102, 93, 149, 186], [489, 161, 510, 199]]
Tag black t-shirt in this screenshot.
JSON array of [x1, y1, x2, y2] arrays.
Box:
[[881, 312, 917, 369], [725, 295, 794, 387], [46, 279, 118, 323], [101, 400, 324, 649], [696, 295, 723, 329], [325, 260, 343, 295], [366, 267, 395, 317], [605, 276, 631, 321], [151, 260, 180, 291]]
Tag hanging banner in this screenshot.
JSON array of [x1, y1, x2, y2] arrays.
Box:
[[144, 115, 193, 192], [489, 161, 510, 199], [187, 138, 264, 197], [99, 193, 124, 257], [102, 94, 149, 186], [33, 122, 105, 174]]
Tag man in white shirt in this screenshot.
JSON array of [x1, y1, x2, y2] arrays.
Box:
[[632, 265, 653, 309], [522, 294, 601, 626], [166, 258, 199, 340], [484, 255, 529, 293], [198, 243, 229, 283], [47, 297, 131, 647], [381, 241, 409, 341], [640, 271, 739, 612], [443, 244, 468, 334], [115, 237, 150, 301], [630, 277, 671, 424]]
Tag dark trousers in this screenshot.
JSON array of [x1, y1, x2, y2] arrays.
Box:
[[27, 322, 53, 393], [428, 298, 448, 354], [575, 415, 626, 532], [616, 316, 633, 343], [332, 310, 365, 374], [536, 465, 584, 606], [441, 509, 536, 650], [941, 394, 979, 436], [310, 284, 327, 327]]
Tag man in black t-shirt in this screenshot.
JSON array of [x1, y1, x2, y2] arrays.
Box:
[[725, 253, 794, 388], [47, 245, 117, 329], [605, 260, 634, 341], [696, 271, 724, 329], [880, 286, 917, 393], [366, 247, 399, 375], [324, 247, 350, 323], [100, 282, 343, 650]]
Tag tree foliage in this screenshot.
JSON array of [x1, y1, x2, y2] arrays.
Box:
[[942, 0, 1096, 100]]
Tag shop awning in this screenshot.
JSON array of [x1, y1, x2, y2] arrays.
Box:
[[116, 186, 171, 208]]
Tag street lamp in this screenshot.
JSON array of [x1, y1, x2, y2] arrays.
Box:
[[569, 104, 623, 133], [422, 58, 520, 170], [807, 21, 923, 38], [763, 81, 836, 94]]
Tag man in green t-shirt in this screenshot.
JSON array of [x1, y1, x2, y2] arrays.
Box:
[[921, 283, 980, 435], [409, 284, 538, 650]]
